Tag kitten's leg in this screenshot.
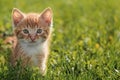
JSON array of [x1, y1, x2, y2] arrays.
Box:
[[22, 55, 32, 67], [37, 54, 48, 76], [41, 58, 47, 76]]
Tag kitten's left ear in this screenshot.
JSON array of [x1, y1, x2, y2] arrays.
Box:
[[39, 7, 53, 26]]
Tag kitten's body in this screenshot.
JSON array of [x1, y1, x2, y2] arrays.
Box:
[[11, 8, 53, 75]]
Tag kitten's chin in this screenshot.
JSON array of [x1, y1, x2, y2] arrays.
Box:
[[19, 39, 45, 46], [28, 40, 45, 46], [19, 39, 35, 45]]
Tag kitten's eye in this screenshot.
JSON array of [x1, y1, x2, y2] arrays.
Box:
[[23, 29, 29, 34], [37, 29, 42, 34]]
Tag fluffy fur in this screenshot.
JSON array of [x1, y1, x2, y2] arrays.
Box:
[[11, 7, 53, 75]]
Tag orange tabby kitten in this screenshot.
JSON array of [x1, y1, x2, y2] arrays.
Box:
[[11, 7, 53, 75]]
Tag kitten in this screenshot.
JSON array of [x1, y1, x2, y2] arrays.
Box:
[[11, 7, 53, 75]]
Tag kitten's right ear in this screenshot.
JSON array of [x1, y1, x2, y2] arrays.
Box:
[[12, 8, 24, 27]]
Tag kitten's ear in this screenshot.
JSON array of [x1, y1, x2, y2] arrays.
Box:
[[39, 7, 53, 26], [12, 8, 24, 27]]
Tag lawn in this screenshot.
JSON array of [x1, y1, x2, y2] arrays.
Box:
[[0, 0, 120, 80]]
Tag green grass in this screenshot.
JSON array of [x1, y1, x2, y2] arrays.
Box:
[[0, 0, 120, 80]]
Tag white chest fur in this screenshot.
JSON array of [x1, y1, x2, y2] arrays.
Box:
[[19, 41, 48, 65], [20, 41, 47, 56]]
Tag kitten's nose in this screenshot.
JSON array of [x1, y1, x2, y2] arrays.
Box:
[[30, 35, 36, 42]]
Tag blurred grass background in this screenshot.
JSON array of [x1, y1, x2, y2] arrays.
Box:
[[0, 0, 120, 80]]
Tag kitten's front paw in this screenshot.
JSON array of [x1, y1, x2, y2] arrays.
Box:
[[40, 64, 47, 76]]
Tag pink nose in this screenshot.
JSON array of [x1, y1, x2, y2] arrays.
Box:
[[30, 35, 36, 42]]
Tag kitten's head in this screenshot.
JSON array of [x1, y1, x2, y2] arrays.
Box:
[[12, 8, 53, 44]]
